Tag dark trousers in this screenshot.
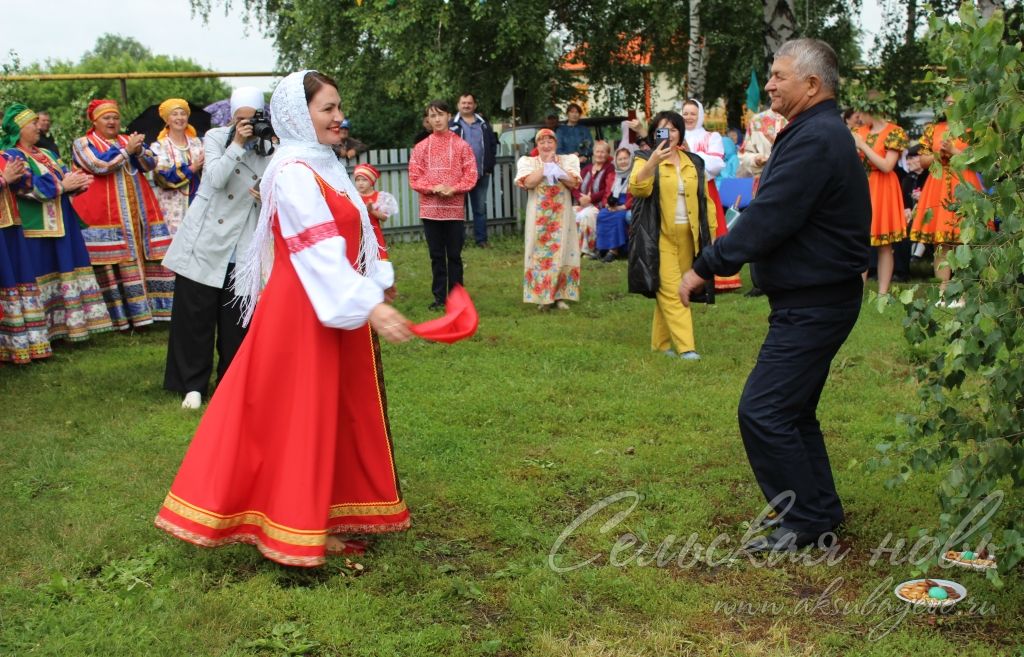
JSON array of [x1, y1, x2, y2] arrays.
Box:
[[467, 173, 491, 245], [163, 266, 247, 397], [422, 219, 465, 304], [893, 238, 911, 278], [737, 298, 861, 533]]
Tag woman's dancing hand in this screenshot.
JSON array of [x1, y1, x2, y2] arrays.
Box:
[[369, 303, 414, 343]]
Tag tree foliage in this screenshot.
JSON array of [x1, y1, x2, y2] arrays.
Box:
[[883, 4, 1024, 581], [1, 35, 231, 156], [192, 0, 576, 147], [191, 0, 859, 145]]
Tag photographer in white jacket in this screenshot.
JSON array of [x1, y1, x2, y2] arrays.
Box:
[[162, 87, 271, 409]]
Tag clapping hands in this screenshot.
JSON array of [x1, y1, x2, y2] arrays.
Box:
[[125, 132, 146, 155], [2, 158, 26, 184], [542, 161, 568, 185], [61, 170, 93, 193]]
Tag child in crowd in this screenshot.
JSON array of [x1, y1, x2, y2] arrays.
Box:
[[353, 163, 398, 249]]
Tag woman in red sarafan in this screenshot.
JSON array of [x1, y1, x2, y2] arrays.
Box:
[[155, 70, 414, 567]]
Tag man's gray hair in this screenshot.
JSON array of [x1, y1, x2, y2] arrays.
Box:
[[775, 39, 839, 93]]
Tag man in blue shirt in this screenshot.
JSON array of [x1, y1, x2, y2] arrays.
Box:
[[556, 103, 592, 165], [450, 93, 498, 248]]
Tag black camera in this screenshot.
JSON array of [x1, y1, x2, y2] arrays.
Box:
[[250, 110, 275, 143], [226, 110, 276, 156]]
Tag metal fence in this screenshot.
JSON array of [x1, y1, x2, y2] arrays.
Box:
[[352, 149, 525, 242]]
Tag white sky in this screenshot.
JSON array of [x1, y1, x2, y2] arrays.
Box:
[[3, 0, 884, 88], [3, 0, 279, 90]]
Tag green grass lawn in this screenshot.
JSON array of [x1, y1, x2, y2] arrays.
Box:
[[2, 237, 1021, 656]]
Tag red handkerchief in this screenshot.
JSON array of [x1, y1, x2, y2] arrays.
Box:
[[410, 284, 478, 344]]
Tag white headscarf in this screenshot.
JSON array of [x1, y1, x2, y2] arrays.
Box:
[[683, 98, 708, 150], [230, 86, 265, 117], [234, 70, 379, 326], [610, 148, 634, 198]]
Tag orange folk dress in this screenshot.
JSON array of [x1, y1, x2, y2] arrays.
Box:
[[908, 122, 983, 244], [155, 168, 409, 567], [856, 122, 908, 246]]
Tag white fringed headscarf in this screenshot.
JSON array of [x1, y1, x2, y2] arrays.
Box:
[[683, 98, 709, 151], [233, 70, 380, 326]]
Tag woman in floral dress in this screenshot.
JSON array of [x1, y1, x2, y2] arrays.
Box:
[[515, 128, 581, 311]]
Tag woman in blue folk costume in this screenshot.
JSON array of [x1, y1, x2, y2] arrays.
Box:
[[0, 150, 51, 363], [2, 103, 112, 346]]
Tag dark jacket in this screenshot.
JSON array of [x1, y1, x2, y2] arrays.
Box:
[[692, 99, 870, 308], [37, 133, 60, 158], [449, 113, 498, 176]]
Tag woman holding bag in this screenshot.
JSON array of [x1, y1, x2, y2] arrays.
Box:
[[629, 111, 716, 361]]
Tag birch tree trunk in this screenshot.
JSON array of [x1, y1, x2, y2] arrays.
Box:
[[905, 0, 918, 46], [686, 0, 707, 100], [763, 0, 797, 70]]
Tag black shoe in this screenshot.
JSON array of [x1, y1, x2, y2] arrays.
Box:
[[750, 514, 783, 533], [743, 526, 837, 553], [428, 301, 444, 311], [601, 252, 617, 263], [744, 287, 764, 298], [751, 513, 843, 534]]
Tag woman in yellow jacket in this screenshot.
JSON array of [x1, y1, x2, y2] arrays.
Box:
[[629, 111, 716, 361]]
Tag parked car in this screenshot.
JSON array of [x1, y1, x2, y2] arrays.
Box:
[[496, 116, 627, 157]]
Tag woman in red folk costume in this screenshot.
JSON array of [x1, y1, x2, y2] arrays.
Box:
[[908, 96, 984, 303], [155, 70, 414, 567], [682, 99, 741, 292], [71, 99, 174, 328], [852, 94, 908, 296]]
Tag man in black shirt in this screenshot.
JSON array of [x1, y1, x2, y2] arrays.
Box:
[[36, 111, 60, 157], [680, 39, 870, 553]]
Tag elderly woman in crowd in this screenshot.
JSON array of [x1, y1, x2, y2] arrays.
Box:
[[151, 98, 205, 235], [2, 103, 112, 352], [573, 139, 613, 259], [629, 111, 716, 360], [595, 146, 634, 262], [682, 99, 739, 292], [71, 99, 174, 328], [516, 127, 581, 311], [163, 87, 269, 410]]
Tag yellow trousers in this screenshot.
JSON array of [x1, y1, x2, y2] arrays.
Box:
[[652, 222, 696, 353]]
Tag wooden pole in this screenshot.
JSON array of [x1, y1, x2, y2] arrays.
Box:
[[0, 71, 282, 82]]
